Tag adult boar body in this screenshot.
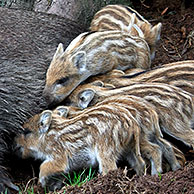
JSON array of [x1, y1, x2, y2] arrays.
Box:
[[0, 7, 84, 193]]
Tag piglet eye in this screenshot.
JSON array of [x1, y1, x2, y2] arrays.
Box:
[[56, 77, 69, 86], [80, 96, 85, 102], [40, 121, 44, 127]]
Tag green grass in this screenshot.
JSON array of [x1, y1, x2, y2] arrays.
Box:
[[17, 166, 96, 194], [18, 178, 44, 194], [19, 186, 35, 194], [3, 189, 9, 194], [158, 172, 162, 180], [62, 166, 96, 187]]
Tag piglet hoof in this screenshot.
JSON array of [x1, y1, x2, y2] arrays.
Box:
[[39, 176, 47, 188], [39, 174, 63, 191], [47, 179, 63, 191], [172, 163, 181, 171], [137, 159, 146, 176]]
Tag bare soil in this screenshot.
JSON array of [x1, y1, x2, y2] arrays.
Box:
[[57, 160, 194, 194], [11, 1, 194, 193]]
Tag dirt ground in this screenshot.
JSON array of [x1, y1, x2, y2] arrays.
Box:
[[11, 1, 194, 193], [55, 161, 194, 194], [144, 1, 194, 67]]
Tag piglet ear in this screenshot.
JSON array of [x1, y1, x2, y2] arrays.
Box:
[[54, 106, 69, 118], [39, 110, 52, 134], [52, 43, 64, 62], [78, 89, 95, 109], [71, 51, 87, 74], [151, 23, 162, 43], [127, 13, 135, 32], [91, 80, 104, 87]]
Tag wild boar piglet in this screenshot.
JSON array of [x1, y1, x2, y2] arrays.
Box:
[[65, 93, 183, 172], [66, 82, 194, 150], [90, 4, 162, 60], [43, 30, 151, 105], [86, 60, 194, 96], [16, 96, 150, 190]]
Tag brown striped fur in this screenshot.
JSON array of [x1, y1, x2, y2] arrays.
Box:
[[53, 105, 186, 169], [87, 60, 194, 95], [16, 96, 151, 188], [66, 82, 194, 149], [43, 30, 151, 105], [16, 94, 184, 189], [90, 4, 162, 60], [62, 94, 183, 172]]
